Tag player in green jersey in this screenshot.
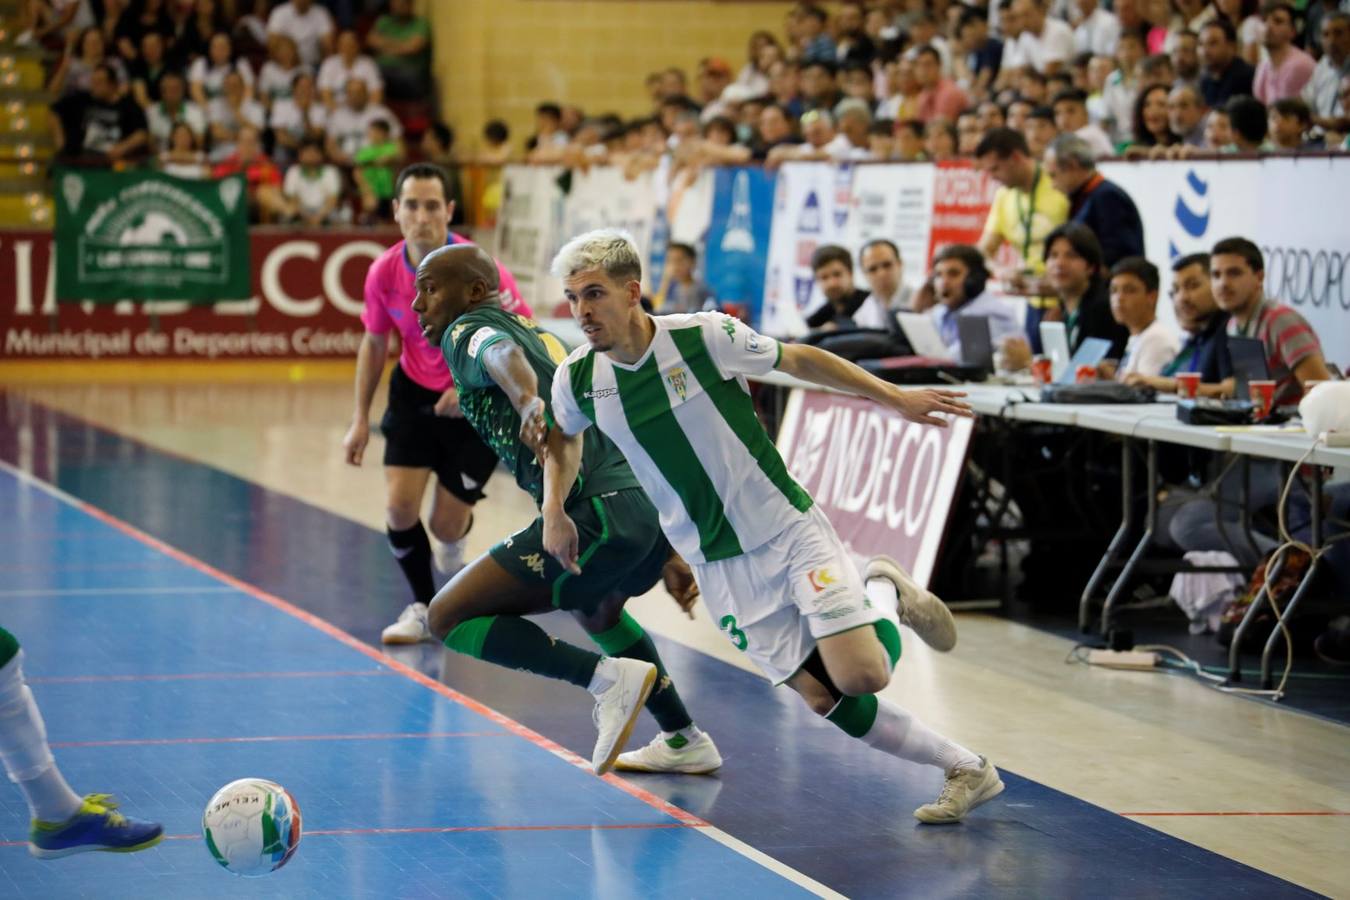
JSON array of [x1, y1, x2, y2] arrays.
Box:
[[409, 243, 722, 776]]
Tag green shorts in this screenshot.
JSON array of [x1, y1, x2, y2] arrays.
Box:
[[489, 488, 671, 615]]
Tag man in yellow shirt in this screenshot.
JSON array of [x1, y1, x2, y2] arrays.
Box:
[[974, 127, 1068, 344]]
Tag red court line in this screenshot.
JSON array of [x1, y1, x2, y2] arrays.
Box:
[[0, 822, 698, 848], [19, 471, 709, 830], [1121, 811, 1350, 817], [0, 560, 180, 572], [30, 669, 396, 684], [51, 731, 506, 748]]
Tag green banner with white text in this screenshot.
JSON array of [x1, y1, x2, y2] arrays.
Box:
[[53, 168, 251, 303]]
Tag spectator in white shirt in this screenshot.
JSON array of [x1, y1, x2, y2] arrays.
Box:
[[1073, 0, 1120, 56], [1102, 30, 1147, 142], [1008, 0, 1077, 76], [207, 70, 265, 162], [146, 71, 206, 152], [160, 121, 208, 179], [269, 71, 328, 162], [281, 138, 344, 226], [766, 107, 871, 167], [189, 32, 255, 107], [257, 34, 309, 108], [1052, 87, 1116, 154], [859, 239, 920, 323], [317, 29, 384, 109], [1109, 256, 1180, 380], [324, 76, 401, 164], [266, 0, 335, 69]]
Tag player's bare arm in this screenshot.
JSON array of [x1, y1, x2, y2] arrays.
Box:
[[540, 425, 585, 574], [478, 339, 549, 456], [775, 342, 974, 428]]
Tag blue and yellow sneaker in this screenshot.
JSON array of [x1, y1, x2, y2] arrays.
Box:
[[29, 794, 164, 859]]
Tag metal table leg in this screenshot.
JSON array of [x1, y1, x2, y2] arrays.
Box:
[[1079, 437, 1134, 633], [1100, 439, 1159, 635], [1259, 467, 1324, 690], [1227, 547, 1287, 683]]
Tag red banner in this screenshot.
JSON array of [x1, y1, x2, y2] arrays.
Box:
[[0, 229, 401, 359], [927, 160, 998, 262], [774, 389, 973, 588]]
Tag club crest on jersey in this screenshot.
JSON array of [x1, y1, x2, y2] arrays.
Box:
[[807, 568, 837, 593], [667, 367, 688, 400]]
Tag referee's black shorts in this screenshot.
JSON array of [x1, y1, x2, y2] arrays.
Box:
[[380, 363, 497, 504]]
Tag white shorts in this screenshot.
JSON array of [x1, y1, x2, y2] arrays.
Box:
[[691, 505, 893, 685]]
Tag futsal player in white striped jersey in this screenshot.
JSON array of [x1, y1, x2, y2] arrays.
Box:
[[533, 229, 1004, 822]]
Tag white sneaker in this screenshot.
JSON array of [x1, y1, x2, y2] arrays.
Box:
[[865, 555, 957, 652], [589, 658, 657, 775], [381, 602, 434, 645], [615, 729, 723, 774], [913, 757, 1004, 824]]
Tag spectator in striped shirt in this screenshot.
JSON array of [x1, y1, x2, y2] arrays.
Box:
[[1210, 236, 1332, 408]]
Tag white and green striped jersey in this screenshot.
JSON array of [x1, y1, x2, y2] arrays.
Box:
[[551, 312, 813, 564]]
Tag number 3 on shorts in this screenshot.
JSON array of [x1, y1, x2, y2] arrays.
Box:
[[719, 615, 748, 651]]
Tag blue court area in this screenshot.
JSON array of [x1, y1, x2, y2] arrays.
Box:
[[0, 393, 1319, 898]]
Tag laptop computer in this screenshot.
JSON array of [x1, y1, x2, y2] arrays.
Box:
[[957, 315, 994, 371], [897, 312, 953, 360], [1039, 321, 1071, 381], [1053, 337, 1113, 384], [1227, 336, 1271, 399]]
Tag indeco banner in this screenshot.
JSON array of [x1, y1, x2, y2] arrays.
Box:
[[1, 230, 390, 359], [775, 389, 973, 588], [53, 168, 251, 302], [1100, 158, 1350, 368]]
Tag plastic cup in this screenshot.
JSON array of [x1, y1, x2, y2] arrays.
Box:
[[1075, 364, 1098, 384], [1249, 380, 1276, 418], [1176, 372, 1201, 399], [1031, 356, 1053, 385]]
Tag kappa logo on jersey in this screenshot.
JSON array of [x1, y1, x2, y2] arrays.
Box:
[[520, 553, 546, 577], [467, 327, 498, 358], [667, 367, 688, 400], [584, 387, 618, 400], [450, 323, 469, 344], [807, 568, 837, 593], [721, 319, 737, 342]]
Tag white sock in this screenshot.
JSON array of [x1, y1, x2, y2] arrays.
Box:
[[865, 577, 900, 617], [433, 537, 467, 576], [586, 657, 617, 696], [0, 653, 83, 822], [861, 697, 981, 774]]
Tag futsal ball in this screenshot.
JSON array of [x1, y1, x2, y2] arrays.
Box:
[[202, 778, 302, 877]]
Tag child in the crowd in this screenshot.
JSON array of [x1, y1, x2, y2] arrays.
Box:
[[656, 242, 715, 314], [353, 118, 404, 223]]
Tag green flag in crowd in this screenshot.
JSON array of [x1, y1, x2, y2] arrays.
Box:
[[53, 168, 252, 303]]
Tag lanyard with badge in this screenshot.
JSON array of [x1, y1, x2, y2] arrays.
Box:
[[1017, 166, 1042, 263]]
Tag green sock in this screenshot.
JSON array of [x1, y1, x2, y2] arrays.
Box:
[[0, 627, 17, 669], [446, 615, 600, 689], [591, 611, 693, 736]]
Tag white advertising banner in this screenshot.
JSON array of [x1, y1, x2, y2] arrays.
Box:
[[762, 162, 854, 337], [1100, 158, 1350, 367], [842, 163, 936, 293], [775, 389, 973, 588], [561, 166, 661, 296], [494, 165, 564, 313]]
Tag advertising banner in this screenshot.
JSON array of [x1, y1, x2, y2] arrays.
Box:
[[762, 162, 853, 337], [1, 229, 392, 359], [494, 164, 565, 312], [53, 168, 251, 302], [1100, 158, 1349, 366], [928, 160, 999, 261], [703, 167, 776, 325], [775, 389, 973, 588], [842, 163, 935, 291]]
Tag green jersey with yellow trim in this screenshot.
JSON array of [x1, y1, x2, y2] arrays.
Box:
[[550, 312, 813, 564], [441, 305, 640, 506]]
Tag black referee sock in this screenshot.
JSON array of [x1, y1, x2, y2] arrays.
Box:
[[387, 520, 435, 604]]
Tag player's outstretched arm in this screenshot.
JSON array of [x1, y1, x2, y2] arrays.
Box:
[[343, 331, 390, 465], [776, 342, 974, 428], [541, 426, 585, 574], [479, 339, 548, 445]]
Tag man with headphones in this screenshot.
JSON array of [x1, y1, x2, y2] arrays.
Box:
[[929, 244, 1022, 358]]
